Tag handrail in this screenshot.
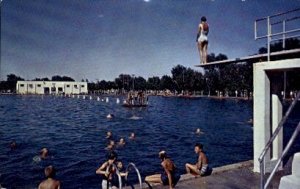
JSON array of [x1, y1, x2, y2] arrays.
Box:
[[258, 92, 300, 162], [259, 92, 300, 189], [255, 8, 300, 21], [106, 163, 122, 189], [125, 163, 143, 189], [254, 8, 300, 61], [264, 122, 300, 189]]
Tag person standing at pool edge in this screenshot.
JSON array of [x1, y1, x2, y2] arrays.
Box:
[[38, 165, 61, 189], [197, 16, 209, 64], [185, 143, 210, 176], [96, 151, 119, 189]]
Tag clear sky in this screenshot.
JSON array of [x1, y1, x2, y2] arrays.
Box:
[[1, 0, 299, 81]]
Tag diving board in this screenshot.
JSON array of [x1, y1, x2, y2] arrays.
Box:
[[195, 48, 300, 67], [196, 8, 300, 68]]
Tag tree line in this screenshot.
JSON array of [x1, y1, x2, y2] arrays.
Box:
[[1, 38, 299, 95]]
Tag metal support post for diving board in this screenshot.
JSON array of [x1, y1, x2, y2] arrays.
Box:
[[283, 20, 286, 49], [267, 16, 271, 62]]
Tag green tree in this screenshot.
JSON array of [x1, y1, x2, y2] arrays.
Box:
[[147, 76, 160, 90], [171, 65, 187, 91], [6, 74, 24, 92], [51, 75, 74, 81], [160, 75, 176, 91], [134, 76, 147, 90]]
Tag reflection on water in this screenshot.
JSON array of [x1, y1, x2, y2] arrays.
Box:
[[1, 95, 256, 188]]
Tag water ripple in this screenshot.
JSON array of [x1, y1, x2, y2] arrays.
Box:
[[1, 95, 298, 188]]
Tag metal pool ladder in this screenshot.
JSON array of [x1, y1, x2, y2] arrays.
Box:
[[258, 92, 300, 189], [125, 163, 143, 189], [106, 162, 142, 189]]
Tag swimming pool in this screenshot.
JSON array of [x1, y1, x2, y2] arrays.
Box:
[[0, 95, 255, 188]]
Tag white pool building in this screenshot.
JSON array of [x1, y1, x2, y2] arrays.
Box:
[[16, 81, 88, 95]]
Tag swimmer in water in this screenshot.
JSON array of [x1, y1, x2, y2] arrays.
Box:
[[118, 138, 126, 146], [195, 128, 204, 135], [107, 114, 114, 119], [40, 148, 49, 159], [10, 140, 17, 150], [114, 161, 128, 186], [38, 165, 61, 189], [105, 140, 115, 151], [129, 132, 135, 140], [96, 151, 118, 189], [247, 119, 253, 124], [106, 131, 113, 139]]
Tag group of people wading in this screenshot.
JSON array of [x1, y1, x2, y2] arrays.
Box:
[[124, 91, 148, 106]]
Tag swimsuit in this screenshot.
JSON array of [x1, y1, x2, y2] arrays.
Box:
[[161, 170, 180, 186], [198, 23, 208, 43], [198, 154, 210, 176], [160, 159, 181, 186], [200, 164, 209, 175]]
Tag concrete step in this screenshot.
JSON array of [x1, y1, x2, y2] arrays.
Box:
[[279, 153, 300, 189], [279, 175, 300, 189], [292, 152, 300, 177]]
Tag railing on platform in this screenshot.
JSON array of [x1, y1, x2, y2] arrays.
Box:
[[255, 8, 300, 61], [258, 92, 300, 189]]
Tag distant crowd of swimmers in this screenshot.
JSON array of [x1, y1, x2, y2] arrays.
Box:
[[124, 91, 148, 106], [7, 128, 209, 189]]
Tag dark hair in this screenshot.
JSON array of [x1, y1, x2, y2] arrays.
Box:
[[201, 16, 207, 22], [45, 165, 56, 178], [107, 151, 117, 160], [195, 143, 203, 150], [159, 151, 168, 160]]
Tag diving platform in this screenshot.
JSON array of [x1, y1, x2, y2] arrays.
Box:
[[195, 8, 300, 68], [195, 48, 300, 67]]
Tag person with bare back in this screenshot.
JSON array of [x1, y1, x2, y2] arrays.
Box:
[[196, 16, 209, 64], [38, 166, 60, 189]]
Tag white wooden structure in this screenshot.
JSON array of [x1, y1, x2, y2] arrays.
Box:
[[16, 81, 88, 95]]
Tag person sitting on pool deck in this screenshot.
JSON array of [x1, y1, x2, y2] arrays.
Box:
[[185, 143, 210, 176], [145, 151, 180, 189], [38, 165, 61, 189], [96, 151, 119, 189]]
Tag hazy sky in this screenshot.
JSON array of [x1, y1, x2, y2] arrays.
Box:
[[1, 0, 299, 81]]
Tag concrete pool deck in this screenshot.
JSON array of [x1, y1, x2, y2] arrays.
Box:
[[124, 160, 285, 189]]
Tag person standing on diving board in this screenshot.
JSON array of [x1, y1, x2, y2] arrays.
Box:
[[196, 16, 209, 64]]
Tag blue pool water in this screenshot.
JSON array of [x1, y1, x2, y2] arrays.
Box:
[[0, 95, 297, 188]]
